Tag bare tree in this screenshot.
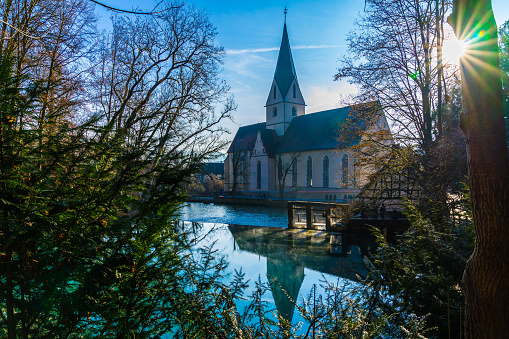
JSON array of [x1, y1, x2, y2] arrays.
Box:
[[336, 0, 467, 224], [1, 0, 97, 129], [276, 153, 300, 200], [449, 0, 509, 336], [225, 146, 249, 198], [203, 173, 223, 194], [336, 0, 456, 151], [92, 8, 234, 163]]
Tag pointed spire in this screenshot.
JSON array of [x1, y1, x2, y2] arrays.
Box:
[[274, 20, 297, 99]]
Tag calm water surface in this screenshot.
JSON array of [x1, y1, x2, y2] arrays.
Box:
[[177, 202, 376, 325], [179, 202, 288, 227]]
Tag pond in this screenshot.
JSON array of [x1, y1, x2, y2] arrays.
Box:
[[177, 202, 377, 324]]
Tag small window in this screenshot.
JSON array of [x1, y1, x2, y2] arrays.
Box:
[[292, 107, 297, 116], [273, 107, 277, 117], [293, 84, 296, 98], [273, 85, 277, 99]]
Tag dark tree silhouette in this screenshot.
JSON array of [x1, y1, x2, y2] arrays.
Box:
[[449, 0, 509, 336]]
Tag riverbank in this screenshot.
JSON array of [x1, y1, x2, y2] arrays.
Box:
[[187, 195, 289, 208]]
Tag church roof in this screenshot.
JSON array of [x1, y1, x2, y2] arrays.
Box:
[[274, 24, 297, 98], [227, 102, 381, 156], [227, 122, 279, 155], [276, 101, 381, 153]]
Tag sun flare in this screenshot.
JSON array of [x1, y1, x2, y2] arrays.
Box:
[[442, 36, 468, 64]]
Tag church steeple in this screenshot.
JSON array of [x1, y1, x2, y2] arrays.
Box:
[[274, 23, 296, 99], [265, 11, 306, 137]]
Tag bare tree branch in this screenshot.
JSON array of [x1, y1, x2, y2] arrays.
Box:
[[89, 0, 186, 15]]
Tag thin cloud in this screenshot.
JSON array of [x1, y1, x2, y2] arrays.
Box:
[[227, 47, 279, 55], [226, 44, 342, 55]]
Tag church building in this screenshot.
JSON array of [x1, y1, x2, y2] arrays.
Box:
[[224, 18, 391, 202]]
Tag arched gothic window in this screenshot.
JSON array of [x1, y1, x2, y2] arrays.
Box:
[[292, 106, 297, 116], [322, 155, 329, 188], [306, 156, 313, 187], [272, 107, 277, 117], [342, 154, 349, 187], [273, 85, 277, 99], [291, 158, 297, 187], [256, 161, 261, 189]]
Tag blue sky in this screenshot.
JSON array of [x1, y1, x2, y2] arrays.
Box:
[[189, 0, 368, 133], [97, 0, 509, 137]]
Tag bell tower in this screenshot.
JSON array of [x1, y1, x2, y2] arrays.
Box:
[[265, 9, 306, 136]]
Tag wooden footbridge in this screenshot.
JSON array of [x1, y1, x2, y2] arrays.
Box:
[[287, 201, 409, 234], [287, 201, 348, 232]]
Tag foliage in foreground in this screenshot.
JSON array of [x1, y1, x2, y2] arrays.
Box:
[[371, 202, 473, 338], [1, 1, 235, 336]]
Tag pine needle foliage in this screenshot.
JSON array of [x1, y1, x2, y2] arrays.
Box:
[[372, 202, 473, 338], [0, 2, 235, 336]]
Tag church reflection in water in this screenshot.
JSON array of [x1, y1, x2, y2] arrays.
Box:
[[227, 225, 377, 322]]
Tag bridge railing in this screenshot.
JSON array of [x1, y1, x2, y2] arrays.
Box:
[[287, 201, 349, 232]]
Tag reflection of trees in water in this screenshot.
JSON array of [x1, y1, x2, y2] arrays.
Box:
[[228, 225, 377, 320]]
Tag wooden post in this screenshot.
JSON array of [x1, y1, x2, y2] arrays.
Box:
[[306, 204, 312, 230], [325, 206, 331, 231], [287, 201, 294, 228]]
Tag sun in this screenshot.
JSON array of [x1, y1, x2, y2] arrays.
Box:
[[442, 35, 468, 64]]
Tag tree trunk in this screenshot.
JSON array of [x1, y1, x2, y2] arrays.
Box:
[[449, 1, 509, 337], [436, 0, 443, 136]]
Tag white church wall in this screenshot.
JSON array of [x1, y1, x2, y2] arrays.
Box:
[[249, 154, 270, 192], [225, 146, 372, 200], [273, 149, 368, 201]]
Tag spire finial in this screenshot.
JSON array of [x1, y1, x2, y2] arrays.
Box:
[[284, 5, 287, 24]]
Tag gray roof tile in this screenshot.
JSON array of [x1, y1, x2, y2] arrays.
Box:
[[227, 102, 381, 155], [227, 122, 279, 155]]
